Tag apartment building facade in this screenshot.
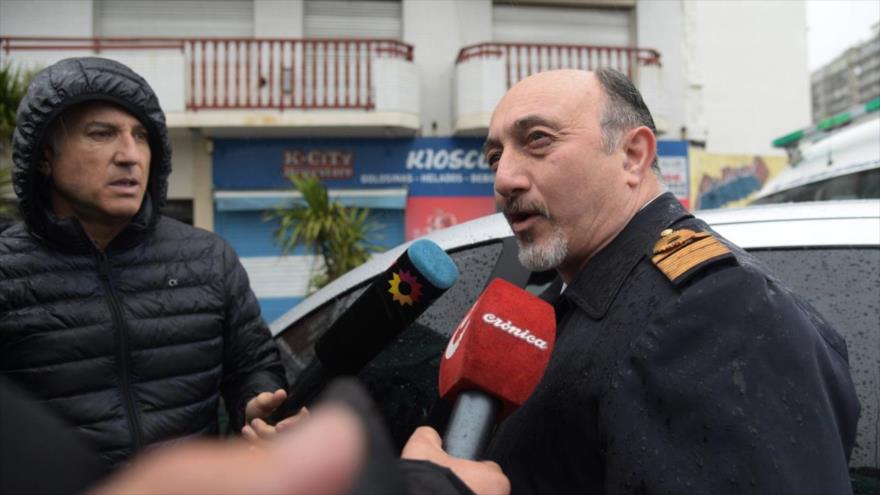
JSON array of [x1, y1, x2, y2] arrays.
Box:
[[1, 0, 810, 320], [811, 23, 880, 123]]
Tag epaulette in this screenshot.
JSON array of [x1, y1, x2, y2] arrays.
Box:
[[651, 228, 734, 285]]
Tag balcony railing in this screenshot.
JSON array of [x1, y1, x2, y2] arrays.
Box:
[[1, 36, 414, 111], [456, 42, 661, 87]]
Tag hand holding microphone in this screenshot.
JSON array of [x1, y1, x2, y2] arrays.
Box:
[[438, 278, 556, 460], [399, 279, 552, 493]]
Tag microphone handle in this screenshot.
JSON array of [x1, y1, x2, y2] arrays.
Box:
[[442, 390, 500, 460], [268, 359, 329, 424]]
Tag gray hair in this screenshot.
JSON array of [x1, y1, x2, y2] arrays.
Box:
[[595, 68, 660, 173]]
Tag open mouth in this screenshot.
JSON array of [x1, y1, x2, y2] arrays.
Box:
[[506, 210, 535, 224], [504, 209, 546, 235], [502, 198, 550, 234], [110, 178, 139, 187]]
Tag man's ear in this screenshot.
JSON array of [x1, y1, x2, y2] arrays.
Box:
[[39, 148, 53, 176], [621, 126, 657, 183]]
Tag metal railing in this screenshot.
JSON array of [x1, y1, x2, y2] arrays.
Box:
[[456, 42, 661, 87], [1, 37, 414, 111]]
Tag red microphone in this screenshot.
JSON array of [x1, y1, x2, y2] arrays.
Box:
[[439, 278, 556, 459]]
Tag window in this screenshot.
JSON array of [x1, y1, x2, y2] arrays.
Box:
[[753, 168, 880, 204], [163, 199, 194, 225]]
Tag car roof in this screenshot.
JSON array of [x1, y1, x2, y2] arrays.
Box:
[[755, 117, 880, 199], [698, 199, 880, 248], [270, 199, 880, 335]]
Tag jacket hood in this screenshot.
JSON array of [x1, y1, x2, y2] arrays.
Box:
[[11, 57, 172, 243]]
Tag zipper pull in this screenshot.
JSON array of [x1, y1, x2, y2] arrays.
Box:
[[97, 252, 111, 280]]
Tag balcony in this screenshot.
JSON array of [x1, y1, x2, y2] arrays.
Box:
[[453, 42, 661, 135], [1, 36, 420, 136]]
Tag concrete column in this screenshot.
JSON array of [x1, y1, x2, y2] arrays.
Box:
[[191, 130, 214, 231], [635, 0, 687, 140], [402, 0, 492, 136]]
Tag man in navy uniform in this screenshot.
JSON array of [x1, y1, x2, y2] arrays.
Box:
[[418, 68, 860, 494]]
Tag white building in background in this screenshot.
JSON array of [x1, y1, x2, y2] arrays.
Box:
[[0, 0, 810, 319], [811, 22, 880, 123]]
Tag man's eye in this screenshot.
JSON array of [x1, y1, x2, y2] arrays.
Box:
[[89, 130, 113, 139], [485, 152, 501, 170], [527, 131, 551, 145], [134, 131, 149, 142]]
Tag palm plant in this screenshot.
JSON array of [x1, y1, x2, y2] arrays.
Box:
[[1, 61, 33, 220], [267, 174, 382, 291], [0, 165, 13, 224]]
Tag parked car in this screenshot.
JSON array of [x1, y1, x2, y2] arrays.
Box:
[[270, 199, 880, 480]]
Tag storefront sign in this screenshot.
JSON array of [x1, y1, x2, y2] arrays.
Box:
[[282, 149, 354, 180], [656, 141, 690, 209], [215, 137, 690, 200], [214, 137, 493, 196], [688, 149, 787, 209]]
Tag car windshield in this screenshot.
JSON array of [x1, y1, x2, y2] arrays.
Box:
[[752, 167, 880, 204]]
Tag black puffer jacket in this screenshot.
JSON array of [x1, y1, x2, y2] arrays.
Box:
[[0, 58, 286, 470]]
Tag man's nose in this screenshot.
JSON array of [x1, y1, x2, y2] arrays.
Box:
[[113, 133, 146, 165], [494, 152, 531, 199]]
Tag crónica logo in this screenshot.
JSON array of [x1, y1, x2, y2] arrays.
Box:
[[482, 313, 548, 350]]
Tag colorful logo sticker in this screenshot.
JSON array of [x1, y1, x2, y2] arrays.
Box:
[[388, 270, 423, 306]]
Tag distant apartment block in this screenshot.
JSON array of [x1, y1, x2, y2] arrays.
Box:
[[812, 25, 880, 123]]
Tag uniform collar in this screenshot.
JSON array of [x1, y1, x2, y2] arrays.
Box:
[[561, 192, 692, 319]]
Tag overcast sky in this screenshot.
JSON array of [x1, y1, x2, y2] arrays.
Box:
[[807, 0, 880, 71]]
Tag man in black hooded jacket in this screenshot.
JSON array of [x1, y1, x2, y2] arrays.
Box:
[[0, 57, 288, 471]]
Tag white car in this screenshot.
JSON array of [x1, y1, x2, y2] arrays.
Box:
[[271, 199, 880, 480], [754, 104, 879, 204]]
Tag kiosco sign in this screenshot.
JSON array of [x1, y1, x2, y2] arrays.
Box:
[[405, 148, 489, 171]]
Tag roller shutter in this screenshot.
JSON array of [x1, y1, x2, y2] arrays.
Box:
[[304, 0, 401, 39], [493, 3, 632, 46], [96, 0, 254, 37]]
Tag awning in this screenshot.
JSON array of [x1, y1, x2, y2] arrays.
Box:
[[214, 188, 408, 211]]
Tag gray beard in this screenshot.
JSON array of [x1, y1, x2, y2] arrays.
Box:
[[515, 223, 568, 272]]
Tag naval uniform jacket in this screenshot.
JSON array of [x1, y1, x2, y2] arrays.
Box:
[[485, 193, 859, 494]]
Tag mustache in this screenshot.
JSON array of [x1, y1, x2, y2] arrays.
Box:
[[502, 197, 551, 220]]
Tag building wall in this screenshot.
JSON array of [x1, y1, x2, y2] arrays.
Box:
[[683, 0, 810, 155], [2, 0, 812, 157], [635, 1, 686, 139], [1, 0, 816, 320], [811, 31, 880, 122], [167, 131, 194, 200], [0, 0, 94, 36], [254, 0, 304, 37], [402, 0, 492, 136]]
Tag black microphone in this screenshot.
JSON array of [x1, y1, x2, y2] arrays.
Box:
[[438, 279, 556, 459], [271, 239, 459, 422]]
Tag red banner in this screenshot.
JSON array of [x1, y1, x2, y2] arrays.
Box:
[[405, 196, 496, 240]]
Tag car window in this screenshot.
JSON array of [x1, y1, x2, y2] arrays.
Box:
[[749, 246, 880, 470], [275, 240, 506, 447]]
